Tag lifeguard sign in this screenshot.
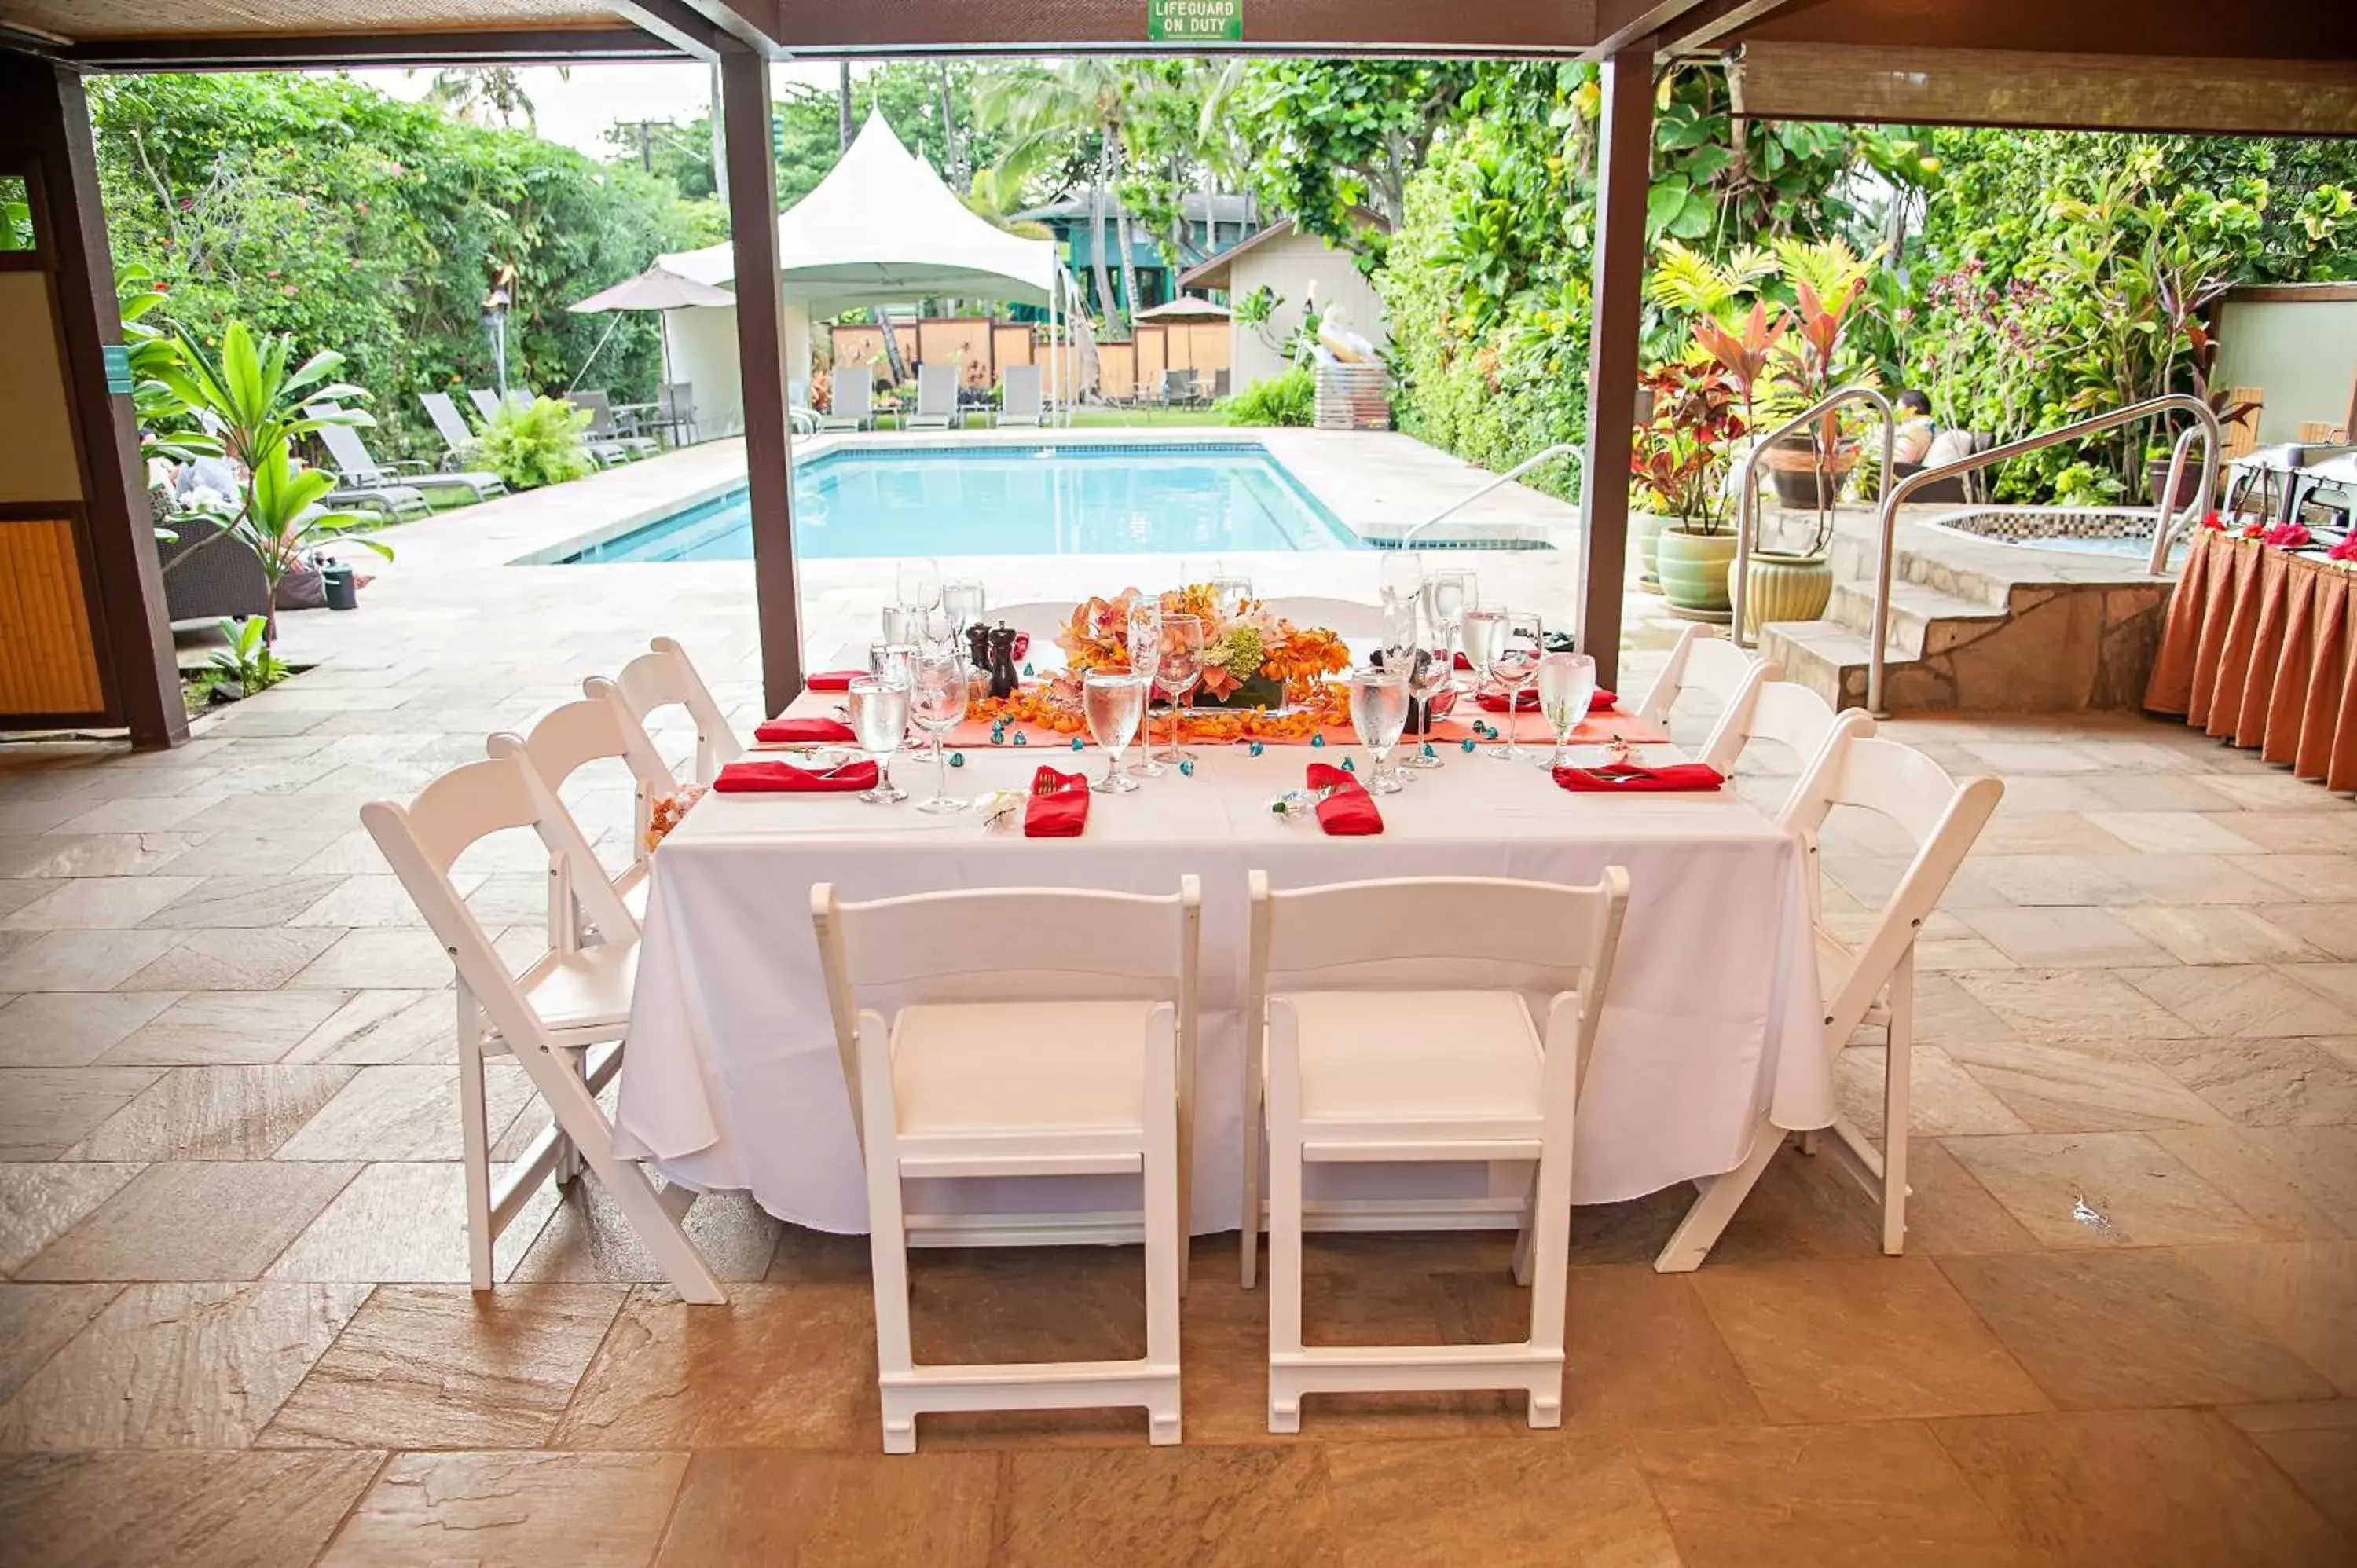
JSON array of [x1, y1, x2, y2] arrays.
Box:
[[1148, 0, 1243, 43]]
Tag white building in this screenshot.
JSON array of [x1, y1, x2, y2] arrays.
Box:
[[1178, 217, 1389, 394]]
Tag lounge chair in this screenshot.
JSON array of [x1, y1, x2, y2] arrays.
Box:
[[904, 362, 959, 431], [467, 387, 531, 424], [819, 369, 873, 433], [420, 392, 485, 467], [996, 363, 1043, 429], [310, 406, 506, 505], [1162, 368, 1203, 408], [569, 390, 659, 463]]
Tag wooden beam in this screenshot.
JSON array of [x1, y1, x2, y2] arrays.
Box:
[[605, 0, 724, 60], [1659, 0, 1797, 60], [64, 28, 684, 69], [761, 0, 1598, 55], [1577, 49, 1651, 692], [663, 0, 785, 56], [1584, 0, 1717, 61], [1728, 42, 2357, 136], [717, 41, 804, 715], [1721, 0, 2357, 62]]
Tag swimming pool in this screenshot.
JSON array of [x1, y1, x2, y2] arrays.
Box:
[[559, 442, 1360, 562]]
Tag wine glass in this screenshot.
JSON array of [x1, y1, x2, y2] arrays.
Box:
[[1401, 636, 1456, 769], [941, 577, 986, 637], [1424, 568, 1476, 649], [1461, 604, 1507, 688], [881, 603, 921, 648], [1152, 614, 1205, 767], [896, 558, 942, 614], [1485, 612, 1543, 762], [1378, 551, 1425, 614], [867, 641, 917, 689], [1347, 664, 1411, 794], [1084, 670, 1147, 793], [1534, 651, 1598, 769], [908, 652, 968, 814], [1208, 571, 1253, 618], [1127, 599, 1167, 779], [847, 676, 910, 805]]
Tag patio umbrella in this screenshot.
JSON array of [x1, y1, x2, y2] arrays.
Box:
[[565, 263, 737, 397], [1135, 295, 1232, 321]]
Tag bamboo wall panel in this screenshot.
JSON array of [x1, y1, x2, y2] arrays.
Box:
[[1135, 326, 1168, 390], [992, 322, 1036, 371], [0, 518, 105, 714], [915, 318, 995, 386], [1097, 340, 1136, 401]]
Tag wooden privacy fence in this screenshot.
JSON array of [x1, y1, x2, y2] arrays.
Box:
[[826, 317, 1231, 402]]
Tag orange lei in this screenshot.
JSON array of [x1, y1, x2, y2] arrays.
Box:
[[972, 678, 1350, 743]]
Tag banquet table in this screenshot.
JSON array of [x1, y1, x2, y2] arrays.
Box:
[[2145, 529, 2357, 791], [613, 734, 1834, 1247]]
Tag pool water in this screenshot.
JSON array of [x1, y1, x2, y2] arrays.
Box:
[[562, 443, 1360, 562]]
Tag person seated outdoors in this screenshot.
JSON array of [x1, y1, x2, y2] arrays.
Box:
[[1893, 388, 1937, 471]]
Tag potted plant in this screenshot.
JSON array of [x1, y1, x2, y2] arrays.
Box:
[[1631, 360, 1741, 612]]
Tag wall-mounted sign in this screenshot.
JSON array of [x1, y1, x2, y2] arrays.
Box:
[[1148, 0, 1241, 42], [101, 344, 132, 395]]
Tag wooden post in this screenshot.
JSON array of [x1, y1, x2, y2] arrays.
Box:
[[1577, 49, 1653, 693], [1, 54, 185, 748], [717, 42, 804, 713]]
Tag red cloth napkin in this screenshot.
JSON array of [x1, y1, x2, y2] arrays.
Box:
[[805, 670, 865, 693], [1307, 762, 1383, 835], [1024, 766, 1091, 837], [754, 717, 856, 745], [1552, 761, 1724, 793], [1476, 687, 1617, 713], [712, 760, 878, 793]]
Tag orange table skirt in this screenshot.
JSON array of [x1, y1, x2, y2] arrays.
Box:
[[2145, 529, 2357, 791]]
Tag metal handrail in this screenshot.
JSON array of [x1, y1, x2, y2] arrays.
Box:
[[2145, 420, 2214, 575], [1400, 442, 1584, 545], [1729, 385, 1896, 650], [1866, 392, 2220, 715]]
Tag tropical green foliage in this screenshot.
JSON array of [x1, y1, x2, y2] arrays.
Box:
[[475, 396, 596, 490], [1221, 369, 1315, 427], [90, 72, 718, 462], [208, 614, 290, 698]]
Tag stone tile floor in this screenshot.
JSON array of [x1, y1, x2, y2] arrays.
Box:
[[2, 496, 2355, 1563]]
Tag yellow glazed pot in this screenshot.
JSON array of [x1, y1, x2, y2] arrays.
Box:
[[1730, 550, 1834, 636]]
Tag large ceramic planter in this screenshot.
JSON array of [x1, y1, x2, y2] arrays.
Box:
[[1632, 509, 1670, 593], [1656, 527, 1737, 621], [2145, 456, 2203, 511], [1765, 437, 1860, 511], [1730, 550, 1834, 636]]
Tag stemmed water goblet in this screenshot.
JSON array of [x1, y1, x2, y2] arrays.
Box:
[[1347, 664, 1411, 794], [847, 676, 911, 805], [1401, 634, 1456, 768], [867, 641, 916, 688], [1084, 669, 1148, 793], [941, 577, 987, 638], [881, 603, 921, 649], [1483, 612, 1542, 762], [1534, 651, 1598, 770], [908, 652, 969, 814], [1424, 568, 1475, 652], [1151, 614, 1205, 767], [1379, 552, 1425, 615], [896, 558, 942, 614], [1126, 599, 1167, 779]]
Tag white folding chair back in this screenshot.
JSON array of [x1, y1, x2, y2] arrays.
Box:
[[361, 754, 722, 1302], [906, 361, 958, 430], [812, 879, 1202, 1453], [981, 602, 1083, 659], [999, 363, 1043, 427], [1656, 735, 2002, 1271], [1634, 624, 1776, 773], [1718, 678, 1879, 846], [488, 681, 676, 949], [1259, 596, 1387, 641], [611, 636, 743, 784], [1245, 869, 1629, 1432]]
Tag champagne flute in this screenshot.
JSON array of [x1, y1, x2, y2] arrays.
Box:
[[1461, 604, 1507, 690], [1347, 664, 1411, 794], [941, 577, 986, 637], [847, 676, 910, 804], [1153, 614, 1205, 766], [1084, 670, 1147, 793], [1486, 612, 1543, 763], [1424, 568, 1476, 650], [1534, 651, 1597, 769], [896, 558, 942, 614], [1401, 636, 1455, 768], [908, 652, 969, 814], [1127, 599, 1167, 779]]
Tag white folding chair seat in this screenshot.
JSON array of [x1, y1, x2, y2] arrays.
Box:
[[1247, 870, 1630, 1434], [813, 880, 1201, 1454], [1634, 624, 1776, 774], [362, 753, 723, 1304], [1655, 732, 2001, 1272], [610, 636, 743, 785]]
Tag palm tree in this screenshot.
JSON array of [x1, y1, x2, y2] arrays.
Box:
[[415, 67, 563, 128], [973, 61, 1148, 331]]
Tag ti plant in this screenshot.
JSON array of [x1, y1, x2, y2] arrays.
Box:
[[207, 614, 289, 698], [153, 320, 373, 478]]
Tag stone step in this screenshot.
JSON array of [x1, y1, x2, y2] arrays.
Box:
[[1825, 578, 2011, 654], [1756, 619, 1877, 710]]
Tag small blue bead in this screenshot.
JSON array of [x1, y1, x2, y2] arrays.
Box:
[[1248, 740, 1264, 757], [1178, 760, 1195, 777], [1021, 662, 1034, 676], [1013, 733, 1028, 747], [1340, 757, 1356, 773], [1420, 742, 1437, 758], [1461, 738, 1477, 753], [948, 753, 965, 768], [1070, 736, 1084, 751], [1309, 734, 1326, 749]]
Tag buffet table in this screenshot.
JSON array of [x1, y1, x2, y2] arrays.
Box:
[[2146, 529, 2357, 790], [611, 740, 1831, 1238]]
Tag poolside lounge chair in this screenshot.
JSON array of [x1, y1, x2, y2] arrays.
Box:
[[420, 392, 486, 467], [904, 362, 959, 431], [310, 406, 506, 505], [819, 369, 874, 433], [996, 364, 1043, 429], [467, 387, 533, 424], [569, 390, 660, 463]]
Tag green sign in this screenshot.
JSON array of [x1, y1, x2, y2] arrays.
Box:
[[1148, 0, 1241, 42], [101, 344, 133, 396]]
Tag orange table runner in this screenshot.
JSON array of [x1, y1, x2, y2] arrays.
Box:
[[2145, 529, 2357, 791]]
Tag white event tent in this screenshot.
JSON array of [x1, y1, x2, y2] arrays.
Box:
[[655, 110, 1068, 435]]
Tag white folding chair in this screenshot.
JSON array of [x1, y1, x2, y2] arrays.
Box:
[[362, 753, 724, 1302], [1633, 624, 1776, 774], [812, 878, 1201, 1454], [1715, 680, 1879, 864], [611, 636, 743, 785], [1654, 735, 2003, 1270], [487, 680, 676, 947], [1245, 869, 1630, 1433]]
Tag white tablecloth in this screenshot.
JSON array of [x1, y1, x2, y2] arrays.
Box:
[[613, 746, 1832, 1233]]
